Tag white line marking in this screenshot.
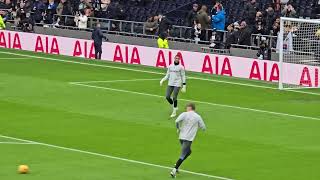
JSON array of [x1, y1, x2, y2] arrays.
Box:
[[1, 51, 319, 96], [0, 57, 29, 59], [285, 89, 320, 96], [0, 135, 234, 180], [70, 78, 160, 84], [0, 142, 38, 144], [70, 82, 320, 121]]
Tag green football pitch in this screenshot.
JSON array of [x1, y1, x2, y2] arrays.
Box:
[[0, 48, 320, 180]]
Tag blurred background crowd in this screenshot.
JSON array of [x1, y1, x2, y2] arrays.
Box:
[[0, 0, 319, 52]]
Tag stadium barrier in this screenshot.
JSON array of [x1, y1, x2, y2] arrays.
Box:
[[0, 30, 319, 87], [52, 14, 227, 43]]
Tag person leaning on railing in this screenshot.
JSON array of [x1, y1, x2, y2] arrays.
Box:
[[144, 15, 158, 35]]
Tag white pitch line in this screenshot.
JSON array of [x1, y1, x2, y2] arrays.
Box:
[[0, 135, 235, 180], [1, 51, 320, 96], [70, 78, 160, 84], [0, 57, 29, 59], [0, 142, 38, 144], [70, 82, 320, 121]]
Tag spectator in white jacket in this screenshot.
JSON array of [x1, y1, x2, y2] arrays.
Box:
[[75, 9, 88, 29]]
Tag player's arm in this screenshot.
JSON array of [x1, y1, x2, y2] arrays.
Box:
[[160, 67, 170, 86], [198, 116, 206, 131], [175, 113, 185, 132], [180, 67, 187, 92]]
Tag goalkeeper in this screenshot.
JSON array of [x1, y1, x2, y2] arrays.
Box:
[[160, 55, 186, 117]]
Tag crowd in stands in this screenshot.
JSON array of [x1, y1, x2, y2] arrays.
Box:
[[0, 0, 319, 52]]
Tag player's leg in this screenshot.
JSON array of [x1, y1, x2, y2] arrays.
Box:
[[94, 44, 98, 59], [170, 86, 181, 117], [97, 45, 102, 59], [166, 86, 174, 105], [171, 140, 192, 178]]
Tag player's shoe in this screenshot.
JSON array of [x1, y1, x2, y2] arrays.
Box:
[[170, 108, 177, 118], [170, 168, 177, 178]]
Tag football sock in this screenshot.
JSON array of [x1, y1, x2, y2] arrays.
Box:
[[173, 100, 178, 108], [166, 97, 173, 105], [174, 158, 184, 169]]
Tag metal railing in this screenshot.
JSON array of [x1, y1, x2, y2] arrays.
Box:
[[51, 14, 227, 43], [251, 34, 278, 49]]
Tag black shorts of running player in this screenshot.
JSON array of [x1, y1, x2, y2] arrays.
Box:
[[179, 139, 192, 160], [166, 86, 180, 108]]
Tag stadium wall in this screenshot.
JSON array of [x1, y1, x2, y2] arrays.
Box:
[[0, 30, 319, 87]]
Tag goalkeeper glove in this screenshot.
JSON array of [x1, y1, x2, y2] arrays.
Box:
[[181, 85, 186, 93]]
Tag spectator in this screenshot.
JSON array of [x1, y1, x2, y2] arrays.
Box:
[[144, 15, 158, 35], [0, 0, 9, 9], [19, 12, 34, 32], [44, 0, 57, 24], [74, 9, 87, 29], [264, 5, 275, 33], [157, 32, 169, 49], [225, 22, 239, 49], [32, 0, 46, 23], [184, 3, 198, 38], [254, 11, 266, 34], [57, 0, 74, 26], [238, 20, 252, 46], [0, 14, 5, 29], [185, 3, 198, 27], [281, 3, 296, 17], [57, 0, 73, 16], [211, 2, 225, 43], [244, 0, 259, 28], [257, 41, 271, 60], [272, 17, 280, 36], [191, 20, 205, 42], [78, 0, 91, 11], [23, 0, 34, 14], [211, 3, 225, 31], [114, 3, 126, 20], [96, 0, 114, 19], [158, 14, 172, 35], [197, 5, 210, 30]]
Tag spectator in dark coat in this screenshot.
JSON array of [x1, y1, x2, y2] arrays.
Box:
[[185, 3, 198, 27], [196, 5, 210, 30], [32, 0, 46, 23], [225, 23, 239, 49], [96, 0, 114, 19], [253, 11, 266, 35], [158, 14, 172, 35], [19, 12, 34, 32], [238, 21, 252, 46], [264, 5, 275, 34], [0, 0, 9, 9], [281, 3, 296, 18], [244, 0, 259, 28]]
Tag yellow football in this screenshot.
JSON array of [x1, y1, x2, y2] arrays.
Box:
[[18, 165, 29, 174]]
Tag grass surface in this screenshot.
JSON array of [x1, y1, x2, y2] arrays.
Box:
[[0, 48, 320, 180]]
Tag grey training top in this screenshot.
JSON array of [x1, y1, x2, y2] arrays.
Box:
[[162, 64, 186, 87], [176, 111, 206, 142]]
